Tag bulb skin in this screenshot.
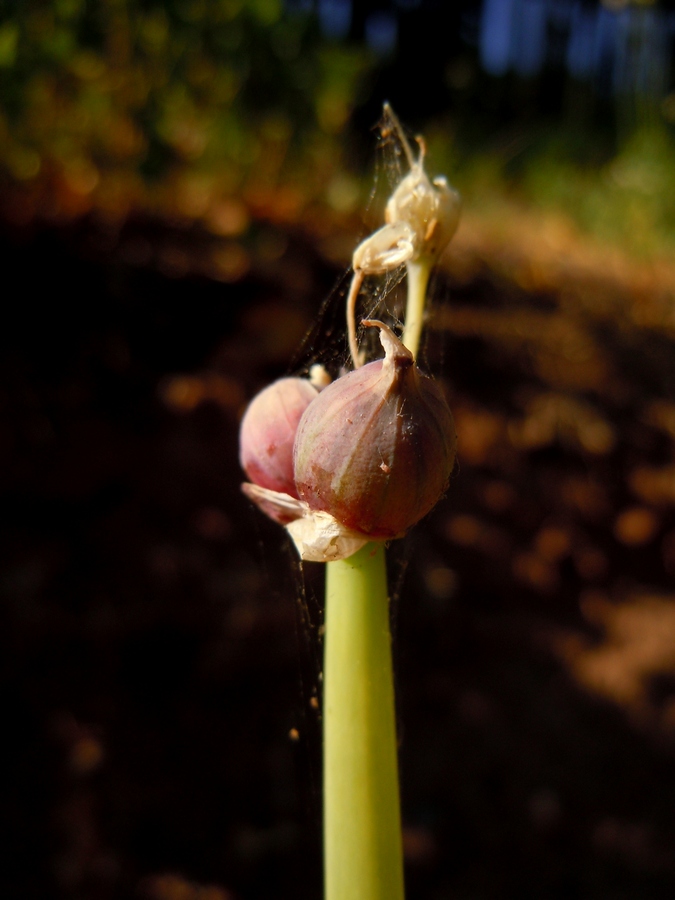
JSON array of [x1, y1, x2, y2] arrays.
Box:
[[240, 376, 318, 497], [293, 325, 456, 539]]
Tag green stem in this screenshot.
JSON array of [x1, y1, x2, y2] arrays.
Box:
[[401, 258, 432, 359], [324, 542, 404, 900]]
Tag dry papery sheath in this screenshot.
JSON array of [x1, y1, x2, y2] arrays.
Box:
[[351, 129, 461, 276], [294, 321, 457, 541]]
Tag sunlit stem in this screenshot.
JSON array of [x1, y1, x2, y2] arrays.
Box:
[[347, 268, 365, 369], [401, 257, 432, 359], [324, 543, 404, 900]]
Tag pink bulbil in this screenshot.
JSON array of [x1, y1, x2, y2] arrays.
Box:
[[239, 376, 318, 497]]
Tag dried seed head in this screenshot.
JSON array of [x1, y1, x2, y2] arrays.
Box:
[[351, 137, 461, 277], [384, 155, 461, 263], [240, 376, 318, 497], [293, 322, 457, 539]]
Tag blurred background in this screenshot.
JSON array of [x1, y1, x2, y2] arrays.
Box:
[[2, 0, 675, 897]]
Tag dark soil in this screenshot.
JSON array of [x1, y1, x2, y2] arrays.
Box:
[[3, 213, 675, 900]]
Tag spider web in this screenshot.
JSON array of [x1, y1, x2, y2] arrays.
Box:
[[277, 105, 449, 822], [290, 105, 425, 379]]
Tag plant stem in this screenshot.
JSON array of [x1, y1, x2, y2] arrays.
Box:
[[401, 258, 432, 359], [347, 267, 365, 369], [324, 542, 404, 900]]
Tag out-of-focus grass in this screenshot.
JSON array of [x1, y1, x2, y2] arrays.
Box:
[[430, 122, 675, 264], [0, 0, 371, 222], [2, 1, 675, 270], [523, 128, 675, 259]]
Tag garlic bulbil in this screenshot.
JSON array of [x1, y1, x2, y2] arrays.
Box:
[[293, 321, 457, 539], [239, 376, 318, 497]]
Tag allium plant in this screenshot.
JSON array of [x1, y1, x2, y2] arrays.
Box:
[[239, 104, 460, 900]]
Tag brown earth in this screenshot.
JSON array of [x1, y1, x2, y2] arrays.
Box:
[[2, 201, 675, 899]]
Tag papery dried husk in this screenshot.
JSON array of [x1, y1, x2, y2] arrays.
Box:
[[286, 511, 369, 562], [241, 483, 368, 561], [241, 482, 306, 525], [384, 164, 461, 263]]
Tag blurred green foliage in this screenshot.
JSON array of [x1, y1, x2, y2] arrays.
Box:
[[0, 0, 371, 199], [518, 127, 675, 258], [1, 0, 675, 262], [428, 113, 675, 261]]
